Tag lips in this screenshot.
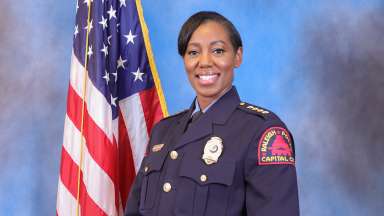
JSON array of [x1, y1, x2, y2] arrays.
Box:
[[196, 73, 219, 85]]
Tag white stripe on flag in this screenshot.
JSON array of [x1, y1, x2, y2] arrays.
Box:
[[63, 115, 118, 216], [70, 51, 114, 142], [56, 178, 79, 216], [119, 93, 149, 172]]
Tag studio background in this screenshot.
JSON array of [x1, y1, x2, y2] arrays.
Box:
[[0, 0, 383, 215]]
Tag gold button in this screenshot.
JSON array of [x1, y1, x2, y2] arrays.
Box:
[[144, 166, 149, 172], [200, 174, 207, 182], [170, 151, 178, 160], [163, 182, 172, 192]]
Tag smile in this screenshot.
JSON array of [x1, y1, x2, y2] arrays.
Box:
[[198, 74, 218, 80], [196, 74, 219, 85]]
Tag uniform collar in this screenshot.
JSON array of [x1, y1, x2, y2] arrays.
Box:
[[206, 86, 240, 124], [192, 86, 233, 115], [175, 86, 241, 149]]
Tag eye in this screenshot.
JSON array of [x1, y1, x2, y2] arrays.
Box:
[[213, 48, 225, 55], [187, 50, 199, 57]]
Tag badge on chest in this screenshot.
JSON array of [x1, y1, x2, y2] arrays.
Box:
[[202, 136, 223, 165]]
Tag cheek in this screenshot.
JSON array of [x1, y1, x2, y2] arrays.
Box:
[[215, 58, 235, 71], [183, 58, 196, 74]]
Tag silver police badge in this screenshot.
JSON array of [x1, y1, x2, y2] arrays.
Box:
[[202, 136, 223, 165]]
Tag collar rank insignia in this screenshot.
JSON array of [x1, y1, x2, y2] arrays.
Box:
[[258, 127, 295, 165], [152, 144, 165, 152], [202, 136, 223, 165]]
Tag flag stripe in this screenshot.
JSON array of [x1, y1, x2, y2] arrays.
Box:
[[139, 87, 164, 135], [60, 147, 107, 216], [119, 94, 149, 172], [67, 84, 118, 185], [63, 116, 117, 215], [70, 52, 114, 141], [57, 178, 78, 216], [117, 109, 136, 208]]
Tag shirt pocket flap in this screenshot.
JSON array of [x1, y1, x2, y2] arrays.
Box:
[[143, 151, 168, 175], [179, 155, 236, 186]]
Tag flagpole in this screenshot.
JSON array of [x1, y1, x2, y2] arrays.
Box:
[[76, 0, 93, 215]]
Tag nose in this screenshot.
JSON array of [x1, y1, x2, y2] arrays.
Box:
[[199, 51, 212, 68]]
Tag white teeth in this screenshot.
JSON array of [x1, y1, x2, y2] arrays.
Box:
[[199, 74, 217, 80]]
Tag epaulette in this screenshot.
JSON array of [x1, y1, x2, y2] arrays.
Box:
[[238, 102, 272, 119], [160, 109, 189, 121]]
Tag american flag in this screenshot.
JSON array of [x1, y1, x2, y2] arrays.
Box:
[[56, 0, 167, 215]]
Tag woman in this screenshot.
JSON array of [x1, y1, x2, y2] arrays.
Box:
[[125, 11, 299, 216]]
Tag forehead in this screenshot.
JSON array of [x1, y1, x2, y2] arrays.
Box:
[[188, 21, 230, 45]]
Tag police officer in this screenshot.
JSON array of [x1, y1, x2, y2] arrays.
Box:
[[125, 11, 299, 216]]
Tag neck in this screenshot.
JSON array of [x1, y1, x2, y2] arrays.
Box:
[[196, 86, 232, 111], [196, 96, 212, 111]]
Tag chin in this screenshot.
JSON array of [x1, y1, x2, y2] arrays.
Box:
[[195, 87, 222, 98]]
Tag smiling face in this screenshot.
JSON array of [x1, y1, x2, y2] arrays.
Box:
[[183, 21, 243, 110]]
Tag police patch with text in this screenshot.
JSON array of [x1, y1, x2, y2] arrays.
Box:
[[258, 127, 295, 165]]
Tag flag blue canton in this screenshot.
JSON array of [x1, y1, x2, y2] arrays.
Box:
[[73, 0, 155, 119]]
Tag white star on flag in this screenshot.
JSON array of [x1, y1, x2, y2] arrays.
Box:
[[101, 44, 108, 57], [103, 70, 110, 84], [84, 19, 93, 32], [131, 67, 144, 82], [107, 35, 112, 45], [119, 0, 127, 7], [107, 5, 117, 20], [110, 95, 117, 106], [74, 25, 79, 38], [124, 30, 137, 45], [83, 0, 93, 7], [117, 23, 120, 33], [112, 71, 117, 82], [117, 56, 127, 69], [99, 16, 108, 30], [87, 45, 93, 58]]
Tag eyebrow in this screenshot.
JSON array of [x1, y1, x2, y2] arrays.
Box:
[[188, 40, 227, 47], [210, 40, 226, 46]]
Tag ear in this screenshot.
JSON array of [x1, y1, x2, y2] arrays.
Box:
[[234, 47, 243, 68]]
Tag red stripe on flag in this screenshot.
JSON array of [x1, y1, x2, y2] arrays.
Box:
[[66, 84, 118, 187], [117, 109, 136, 209], [60, 147, 107, 216], [139, 87, 164, 134]]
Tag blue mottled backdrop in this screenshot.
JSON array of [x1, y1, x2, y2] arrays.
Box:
[[0, 0, 383, 215]]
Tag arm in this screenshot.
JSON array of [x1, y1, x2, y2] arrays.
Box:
[[245, 124, 299, 215]]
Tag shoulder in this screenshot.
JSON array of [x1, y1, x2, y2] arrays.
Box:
[[160, 109, 189, 122], [236, 101, 281, 122], [237, 102, 296, 166], [152, 109, 189, 131], [148, 109, 189, 147]]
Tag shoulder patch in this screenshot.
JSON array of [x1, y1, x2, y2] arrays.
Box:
[[257, 127, 295, 166], [160, 109, 188, 121], [238, 102, 271, 119]]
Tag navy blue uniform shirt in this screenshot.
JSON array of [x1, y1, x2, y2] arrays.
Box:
[[125, 86, 299, 216]]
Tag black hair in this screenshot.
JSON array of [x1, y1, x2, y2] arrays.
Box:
[[177, 11, 243, 56]]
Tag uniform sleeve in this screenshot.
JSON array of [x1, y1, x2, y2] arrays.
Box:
[[244, 121, 299, 215]]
